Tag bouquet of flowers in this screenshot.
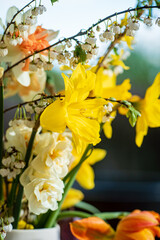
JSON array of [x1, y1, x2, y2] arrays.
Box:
[[0, 0, 160, 239]]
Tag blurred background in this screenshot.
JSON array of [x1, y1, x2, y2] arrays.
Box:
[[1, 0, 160, 213]]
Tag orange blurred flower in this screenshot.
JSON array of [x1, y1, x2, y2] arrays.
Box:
[[114, 210, 160, 240], [70, 216, 115, 240]]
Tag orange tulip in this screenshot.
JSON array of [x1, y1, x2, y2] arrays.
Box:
[[70, 216, 115, 240], [114, 210, 160, 240]]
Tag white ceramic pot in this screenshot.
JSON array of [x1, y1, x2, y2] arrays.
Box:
[[5, 225, 60, 240]]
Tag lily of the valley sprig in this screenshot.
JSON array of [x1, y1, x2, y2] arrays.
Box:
[[0, 0, 160, 239]]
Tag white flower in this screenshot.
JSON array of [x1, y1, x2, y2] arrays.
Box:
[[144, 17, 153, 27], [3, 224, 12, 232], [85, 37, 97, 46], [99, 33, 105, 42], [8, 38, 18, 46], [103, 30, 115, 41], [2, 157, 12, 167], [43, 62, 53, 71], [81, 44, 92, 52], [38, 5, 47, 15], [20, 169, 64, 215], [126, 29, 135, 37], [155, 17, 160, 27], [128, 19, 140, 31], [31, 132, 73, 178], [112, 25, 121, 34], [0, 168, 10, 177], [18, 24, 29, 32]]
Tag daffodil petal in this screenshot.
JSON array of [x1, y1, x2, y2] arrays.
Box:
[[86, 148, 107, 165], [61, 188, 84, 210], [145, 72, 160, 102], [135, 114, 148, 147], [76, 163, 95, 189], [40, 99, 66, 133]]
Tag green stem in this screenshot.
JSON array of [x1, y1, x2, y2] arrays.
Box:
[[44, 144, 92, 228], [57, 211, 91, 221], [75, 201, 101, 214], [0, 77, 4, 200], [13, 118, 40, 229], [95, 211, 130, 220]]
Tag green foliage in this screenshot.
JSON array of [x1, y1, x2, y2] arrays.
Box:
[[74, 45, 87, 63], [126, 105, 141, 127], [50, 0, 58, 5]]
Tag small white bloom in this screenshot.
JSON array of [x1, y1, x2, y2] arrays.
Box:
[[112, 25, 121, 34], [6, 217, 14, 223], [3, 224, 12, 232], [99, 33, 105, 42], [29, 62, 38, 72], [0, 42, 8, 57], [155, 17, 160, 27], [25, 104, 34, 114], [38, 5, 47, 15], [18, 24, 29, 32], [81, 43, 92, 52], [2, 157, 12, 167], [52, 44, 65, 52], [85, 37, 97, 46], [16, 37, 23, 45], [8, 38, 18, 46], [91, 48, 98, 55], [86, 53, 93, 60], [144, 17, 153, 27], [128, 20, 140, 31], [126, 29, 135, 37], [25, 16, 37, 26], [103, 30, 115, 41], [31, 8, 40, 16], [0, 168, 10, 177], [64, 51, 71, 59], [96, 25, 101, 32]]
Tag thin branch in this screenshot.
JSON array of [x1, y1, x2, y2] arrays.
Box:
[[4, 5, 160, 74], [1, 0, 35, 41], [4, 94, 132, 113]]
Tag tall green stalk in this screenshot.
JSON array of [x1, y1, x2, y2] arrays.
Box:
[[13, 118, 40, 229], [0, 77, 4, 200], [44, 144, 92, 228]]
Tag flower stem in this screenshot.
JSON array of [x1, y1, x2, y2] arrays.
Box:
[[13, 118, 40, 229], [57, 211, 91, 221], [95, 211, 130, 220], [44, 144, 92, 228], [0, 77, 4, 200]]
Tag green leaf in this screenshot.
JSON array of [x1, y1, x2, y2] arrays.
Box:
[[126, 105, 141, 127], [74, 45, 87, 63], [50, 0, 58, 5]]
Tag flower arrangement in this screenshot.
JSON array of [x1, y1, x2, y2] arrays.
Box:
[[0, 0, 160, 239]]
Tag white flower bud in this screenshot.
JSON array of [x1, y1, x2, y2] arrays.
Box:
[[86, 53, 93, 60], [53, 44, 65, 52], [3, 224, 13, 232], [50, 51, 57, 60], [128, 20, 140, 31], [25, 104, 34, 114], [36, 60, 44, 69], [144, 17, 153, 27], [16, 37, 23, 45], [24, 120, 35, 128], [25, 17, 37, 26], [99, 33, 105, 42], [18, 24, 29, 32], [20, 31, 28, 40], [2, 157, 12, 167], [64, 51, 71, 59], [31, 8, 39, 16], [9, 38, 18, 46], [126, 29, 135, 37], [91, 48, 98, 55], [7, 217, 14, 223], [0, 41, 8, 56], [103, 30, 115, 41], [81, 43, 92, 52], [112, 25, 121, 34], [0, 168, 10, 177], [155, 17, 160, 27], [114, 66, 124, 75], [38, 5, 47, 15], [85, 37, 97, 46]]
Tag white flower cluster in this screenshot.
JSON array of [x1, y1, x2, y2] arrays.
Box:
[[0, 217, 14, 240], [102, 103, 114, 123], [25, 99, 49, 115], [20, 130, 73, 215], [0, 151, 25, 180]]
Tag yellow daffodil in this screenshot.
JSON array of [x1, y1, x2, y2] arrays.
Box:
[[132, 73, 160, 147], [61, 188, 84, 210], [40, 64, 106, 153], [71, 148, 107, 189]]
